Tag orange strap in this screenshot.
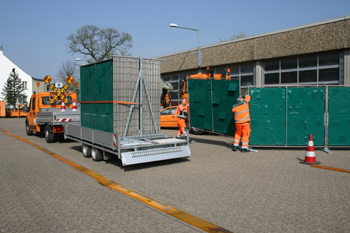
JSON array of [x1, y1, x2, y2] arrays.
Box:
[[80, 101, 141, 105]]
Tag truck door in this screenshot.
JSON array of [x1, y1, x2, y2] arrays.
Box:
[[27, 96, 37, 131]]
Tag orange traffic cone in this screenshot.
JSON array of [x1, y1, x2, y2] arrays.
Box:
[[61, 101, 66, 112], [72, 99, 77, 111], [300, 134, 320, 165]]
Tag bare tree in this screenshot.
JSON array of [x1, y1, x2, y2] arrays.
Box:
[[66, 25, 132, 62], [219, 31, 247, 42], [57, 59, 77, 83], [57, 59, 80, 98]]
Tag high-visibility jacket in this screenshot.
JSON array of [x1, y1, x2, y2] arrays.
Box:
[[232, 95, 251, 124], [165, 93, 170, 105], [176, 103, 188, 119]]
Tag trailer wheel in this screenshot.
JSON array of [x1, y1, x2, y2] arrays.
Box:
[[82, 144, 91, 158], [91, 147, 103, 161], [25, 121, 33, 135], [44, 125, 55, 143]]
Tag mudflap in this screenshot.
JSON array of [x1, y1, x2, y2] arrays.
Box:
[[121, 145, 191, 166]]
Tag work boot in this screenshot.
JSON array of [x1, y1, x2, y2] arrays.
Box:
[[176, 136, 180, 139], [232, 145, 238, 151], [241, 148, 250, 153]]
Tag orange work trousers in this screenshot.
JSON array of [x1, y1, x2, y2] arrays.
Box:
[[177, 118, 187, 137], [234, 122, 251, 149]]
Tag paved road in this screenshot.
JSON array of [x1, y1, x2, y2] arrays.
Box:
[[1, 118, 350, 232]]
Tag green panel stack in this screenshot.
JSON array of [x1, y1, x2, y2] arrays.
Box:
[[328, 87, 350, 146], [80, 57, 161, 135], [188, 79, 240, 134], [249, 88, 286, 145], [80, 60, 114, 132], [286, 87, 325, 146]]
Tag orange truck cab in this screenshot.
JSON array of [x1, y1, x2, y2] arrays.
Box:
[[25, 91, 80, 143]]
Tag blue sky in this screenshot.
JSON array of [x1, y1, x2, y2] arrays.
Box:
[[0, 0, 349, 80]]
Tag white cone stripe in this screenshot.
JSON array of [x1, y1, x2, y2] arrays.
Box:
[[308, 141, 314, 146], [306, 151, 316, 157]]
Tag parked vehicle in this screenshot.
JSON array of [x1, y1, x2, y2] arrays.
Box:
[[6, 104, 28, 117], [160, 106, 177, 128], [24, 91, 80, 143]]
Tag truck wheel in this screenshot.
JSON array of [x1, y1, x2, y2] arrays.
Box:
[[26, 121, 33, 135], [190, 127, 204, 135], [91, 147, 103, 161], [82, 144, 91, 158], [44, 125, 55, 143]]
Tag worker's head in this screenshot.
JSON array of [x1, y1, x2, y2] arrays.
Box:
[[181, 98, 187, 105], [237, 95, 244, 102]]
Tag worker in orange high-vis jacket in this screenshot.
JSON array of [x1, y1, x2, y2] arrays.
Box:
[[232, 95, 251, 152], [176, 98, 189, 140]]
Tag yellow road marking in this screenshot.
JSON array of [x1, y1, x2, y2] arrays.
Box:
[[0, 128, 233, 233], [311, 164, 350, 174]]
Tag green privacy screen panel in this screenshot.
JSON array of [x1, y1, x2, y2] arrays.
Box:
[[328, 87, 350, 146], [189, 83, 349, 147], [188, 79, 240, 134], [80, 60, 114, 132], [188, 79, 212, 131], [212, 80, 240, 134], [250, 87, 325, 146], [286, 87, 325, 146], [249, 88, 287, 145]]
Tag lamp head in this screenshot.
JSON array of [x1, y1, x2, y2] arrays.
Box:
[[170, 23, 178, 28]]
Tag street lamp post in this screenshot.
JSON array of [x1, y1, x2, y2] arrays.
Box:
[[170, 23, 202, 67]]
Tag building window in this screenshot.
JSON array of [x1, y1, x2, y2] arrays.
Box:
[[227, 62, 254, 89], [22, 81, 27, 90], [263, 51, 340, 85]]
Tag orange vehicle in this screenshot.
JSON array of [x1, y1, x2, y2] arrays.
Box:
[[6, 104, 28, 117], [160, 106, 177, 128], [25, 91, 80, 143], [0, 101, 5, 117]]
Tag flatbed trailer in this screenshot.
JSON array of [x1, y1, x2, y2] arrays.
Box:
[[64, 122, 191, 166]]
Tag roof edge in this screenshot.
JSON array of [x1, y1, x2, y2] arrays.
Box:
[[154, 15, 350, 59]]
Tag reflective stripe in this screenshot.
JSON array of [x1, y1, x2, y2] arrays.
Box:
[[234, 139, 240, 143], [242, 146, 248, 149], [234, 103, 250, 123], [242, 142, 248, 146], [234, 143, 239, 146]]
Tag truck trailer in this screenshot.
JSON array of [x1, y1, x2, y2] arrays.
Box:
[[63, 56, 191, 166]]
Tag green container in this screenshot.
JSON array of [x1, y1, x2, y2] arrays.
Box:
[[328, 87, 350, 146]]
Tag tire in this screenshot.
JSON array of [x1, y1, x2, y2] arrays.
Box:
[[25, 121, 33, 135], [82, 144, 91, 158], [91, 147, 103, 161], [190, 127, 204, 135], [44, 125, 55, 143]]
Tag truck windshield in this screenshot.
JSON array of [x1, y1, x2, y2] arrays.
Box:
[[42, 97, 73, 105]]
